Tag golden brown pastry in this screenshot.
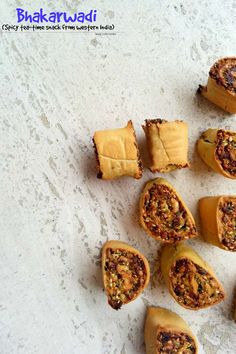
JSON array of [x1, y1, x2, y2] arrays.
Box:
[[93, 121, 143, 180], [145, 307, 198, 354], [140, 178, 197, 243], [142, 119, 189, 173], [197, 128, 236, 179], [198, 57, 236, 113], [102, 240, 150, 310], [199, 196, 236, 252], [161, 243, 225, 310]]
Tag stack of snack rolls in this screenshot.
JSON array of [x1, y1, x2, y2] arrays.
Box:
[[92, 57, 236, 353]]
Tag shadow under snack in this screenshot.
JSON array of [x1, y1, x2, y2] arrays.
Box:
[[136, 133, 151, 170]]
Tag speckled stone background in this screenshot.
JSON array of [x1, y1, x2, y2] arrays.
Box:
[[1, 1, 236, 353]]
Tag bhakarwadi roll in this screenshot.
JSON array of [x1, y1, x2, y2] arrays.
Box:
[[145, 307, 198, 354], [161, 243, 225, 310], [140, 178, 197, 243], [102, 241, 150, 310], [198, 57, 236, 113], [93, 120, 143, 180], [197, 128, 236, 179], [143, 119, 190, 172], [199, 196, 236, 252]]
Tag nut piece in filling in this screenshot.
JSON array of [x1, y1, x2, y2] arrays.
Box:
[[197, 128, 236, 179], [140, 178, 197, 243], [145, 307, 198, 354], [198, 57, 236, 113], [199, 196, 236, 252], [142, 119, 190, 173], [93, 120, 143, 180], [161, 244, 225, 310], [102, 241, 150, 310]]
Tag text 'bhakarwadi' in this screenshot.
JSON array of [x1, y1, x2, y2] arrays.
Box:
[[161, 243, 225, 310], [102, 241, 150, 310], [198, 57, 236, 113], [145, 307, 198, 354], [93, 121, 143, 180], [197, 128, 236, 179], [199, 196, 236, 252], [140, 178, 197, 243], [143, 119, 189, 173]]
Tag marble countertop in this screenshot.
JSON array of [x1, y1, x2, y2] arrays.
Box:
[[1, 1, 236, 353]]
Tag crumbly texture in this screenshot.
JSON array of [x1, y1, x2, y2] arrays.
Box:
[[141, 183, 197, 242], [157, 329, 196, 354], [104, 248, 147, 310], [170, 258, 224, 309], [215, 130, 236, 177], [209, 57, 236, 93], [218, 198, 236, 251], [145, 118, 168, 126]]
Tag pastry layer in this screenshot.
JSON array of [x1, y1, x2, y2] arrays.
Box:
[[93, 120, 143, 180], [143, 119, 189, 172], [140, 178, 197, 243]]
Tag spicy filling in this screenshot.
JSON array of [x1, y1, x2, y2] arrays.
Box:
[[157, 330, 196, 354], [210, 58, 236, 93], [170, 259, 224, 309], [142, 184, 197, 242], [215, 130, 236, 176], [104, 248, 147, 310], [145, 118, 168, 126], [218, 198, 236, 251]]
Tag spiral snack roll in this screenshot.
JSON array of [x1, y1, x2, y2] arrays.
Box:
[[199, 196, 236, 252], [145, 307, 198, 354], [102, 241, 150, 310], [161, 243, 225, 310], [93, 121, 143, 180], [198, 57, 236, 113], [197, 128, 236, 179], [140, 178, 197, 243], [143, 119, 189, 172]]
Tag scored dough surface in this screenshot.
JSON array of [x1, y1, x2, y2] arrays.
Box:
[[93, 121, 142, 179], [144, 120, 189, 172]]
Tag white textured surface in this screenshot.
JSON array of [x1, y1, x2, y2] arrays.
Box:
[[1, 1, 236, 353]]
